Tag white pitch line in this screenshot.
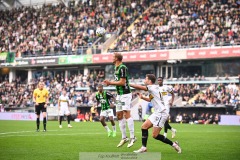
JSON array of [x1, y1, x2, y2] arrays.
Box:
[[0, 132, 106, 138], [0, 130, 58, 135]]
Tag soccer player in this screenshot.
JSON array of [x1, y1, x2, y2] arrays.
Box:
[[130, 74, 181, 153], [95, 84, 116, 137], [103, 52, 136, 148], [33, 82, 49, 132], [157, 76, 177, 138], [58, 89, 72, 128]]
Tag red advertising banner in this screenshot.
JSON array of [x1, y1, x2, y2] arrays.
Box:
[[186, 47, 240, 59], [92, 51, 169, 63]]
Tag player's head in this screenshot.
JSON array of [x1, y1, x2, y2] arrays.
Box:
[[97, 84, 103, 93], [62, 89, 67, 95], [38, 82, 44, 90], [113, 52, 123, 64], [144, 74, 156, 85], [157, 76, 164, 86]]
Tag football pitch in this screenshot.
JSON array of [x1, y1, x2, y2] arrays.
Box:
[[0, 120, 240, 160]]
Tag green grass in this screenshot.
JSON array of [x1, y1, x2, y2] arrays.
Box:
[[0, 120, 240, 160]]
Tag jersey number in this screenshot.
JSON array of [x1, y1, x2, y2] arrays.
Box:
[[114, 75, 118, 81]]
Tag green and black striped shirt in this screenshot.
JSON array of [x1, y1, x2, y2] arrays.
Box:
[[114, 64, 131, 95], [96, 91, 113, 110]]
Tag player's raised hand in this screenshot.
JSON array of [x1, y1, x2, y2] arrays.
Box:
[[103, 80, 110, 86]]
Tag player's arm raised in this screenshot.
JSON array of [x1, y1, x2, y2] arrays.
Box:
[[130, 84, 148, 91], [137, 93, 151, 102], [106, 77, 126, 86], [104, 67, 127, 86]]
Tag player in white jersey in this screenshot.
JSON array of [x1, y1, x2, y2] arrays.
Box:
[[157, 77, 177, 138], [58, 89, 72, 128], [130, 74, 181, 153]]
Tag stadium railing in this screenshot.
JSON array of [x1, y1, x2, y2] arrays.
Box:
[[14, 42, 240, 58], [108, 42, 240, 53]]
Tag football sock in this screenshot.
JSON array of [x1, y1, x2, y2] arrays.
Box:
[[60, 116, 63, 125], [104, 126, 110, 132], [126, 117, 135, 139], [36, 118, 40, 129], [142, 129, 148, 147], [164, 121, 172, 133], [112, 125, 116, 132], [119, 119, 127, 139], [67, 115, 71, 124], [43, 117, 47, 130], [154, 134, 173, 146]]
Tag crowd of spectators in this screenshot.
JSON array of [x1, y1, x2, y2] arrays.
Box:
[[0, 0, 149, 57], [111, 0, 240, 52], [0, 72, 239, 124], [172, 82, 240, 106], [0, 73, 239, 110], [0, 70, 139, 111], [175, 112, 221, 124]]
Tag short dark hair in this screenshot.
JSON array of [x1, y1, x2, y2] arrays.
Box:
[[98, 84, 103, 87], [158, 76, 164, 80], [114, 52, 123, 61], [146, 74, 156, 83]]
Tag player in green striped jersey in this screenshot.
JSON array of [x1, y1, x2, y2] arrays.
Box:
[[103, 52, 136, 148], [96, 84, 116, 137]]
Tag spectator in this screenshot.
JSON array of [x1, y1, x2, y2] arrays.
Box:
[[198, 113, 205, 124], [182, 113, 189, 123], [189, 113, 198, 124], [213, 114, 220, 124], [175, 113, 182, 123]]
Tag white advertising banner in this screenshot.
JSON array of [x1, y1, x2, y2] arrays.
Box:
[[0, 113, 44, 121], [219, 115, 240, 125]]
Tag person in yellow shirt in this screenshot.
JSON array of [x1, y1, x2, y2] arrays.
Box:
[[33, 82, 49, 132]]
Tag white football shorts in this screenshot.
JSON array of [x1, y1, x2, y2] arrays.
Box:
[[148, 111, 169, 128], [59, 106, 70, 116], [116, 93, 132, 112], [100, 109, 114, 117]]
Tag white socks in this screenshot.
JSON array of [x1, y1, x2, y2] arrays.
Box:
[[119, 119, 127, 139], [112, 125, 116, 132], [104, 126, 110, 132], [126, 117, 135, 139]]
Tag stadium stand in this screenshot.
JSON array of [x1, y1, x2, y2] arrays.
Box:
[[110, 0, 240, 52], [0, 72, 239, 112], [0, 0, 150, 57]]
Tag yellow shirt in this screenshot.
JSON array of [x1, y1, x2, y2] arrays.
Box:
[[90, 106, 96, 113], [33, 88, 49, 103]]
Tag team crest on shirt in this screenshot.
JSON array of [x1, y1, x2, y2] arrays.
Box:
[[100, 99, 106, 103], [149, 94, 154, 100]]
